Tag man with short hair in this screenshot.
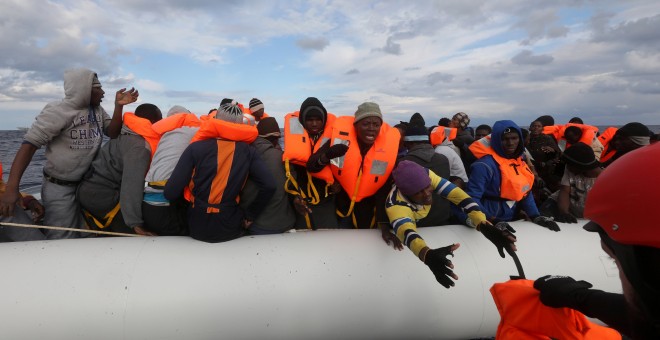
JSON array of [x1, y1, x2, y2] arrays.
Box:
[[474, 124, 492, 140], [0, 68, 138, 239]]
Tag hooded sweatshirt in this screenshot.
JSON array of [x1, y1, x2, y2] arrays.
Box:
[[461, 120, 539, 222], [23, 68, 110, 182]]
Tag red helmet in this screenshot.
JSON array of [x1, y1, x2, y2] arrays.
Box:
[[584, 142, 660, 248]]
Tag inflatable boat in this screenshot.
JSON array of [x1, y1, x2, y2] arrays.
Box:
[[0, 221, 620, 339]]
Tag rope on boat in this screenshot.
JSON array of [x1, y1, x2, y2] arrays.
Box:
[[0, 221, 141, 237]]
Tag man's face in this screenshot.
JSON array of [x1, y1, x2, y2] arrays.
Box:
[[252, 108, 265, 120], [409, 184, 433, 205], [355, 117, 382, 146], [303, 116, 324, 135], [475, 129, 490, 140], [565, 132, 580, 145], [502, 131, 520, 157], [530, 121, 543, 135], [450, 116, 460, 129], [90, 86, 105, 107]]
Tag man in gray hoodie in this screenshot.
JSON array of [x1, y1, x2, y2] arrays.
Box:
[[0, 68, 138, 239]]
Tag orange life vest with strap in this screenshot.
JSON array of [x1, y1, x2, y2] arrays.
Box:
[[152, 113, 200, 135], [469, 135, 535, 201], [598, 127, 618, 163], [283, 111, 336, 183], [330, 116, 399, 220], [490, 280, 621, 340], [543, 123, 599, 147], [122, 113, 161, 159], [429, 126, 458, 147], [190, 115, 258, 144]]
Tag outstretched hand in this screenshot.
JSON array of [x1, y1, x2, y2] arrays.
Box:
[[479, 221, 517, 258], [115, 87, 139, 106], [534, 275, 593, 309], [424, 243, 460, 288]]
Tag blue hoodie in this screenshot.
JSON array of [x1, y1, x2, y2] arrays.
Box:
[[455, 120, 539, 223]]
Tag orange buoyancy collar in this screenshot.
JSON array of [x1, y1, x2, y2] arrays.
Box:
[[330, 116, 400, 203], [283, 111, 336, 184], [429, 126, 458, 147], [490, 280, 621, 340], [122, 112, 161, 159], [152, 113, 200, 135], [598, 127, 618, 163], [543, 123, 599, 147], [190, 115, 258, 144], [469, 135, 535, 201]]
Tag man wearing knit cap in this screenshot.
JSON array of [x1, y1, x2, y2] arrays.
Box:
[[450, 112, 474, 145], [398, 123, 453, 227], [385, 160, 517, 288], [309, 101, 399, 229], [540, 142, 602, 223], [285, 97, 341, 229], [240, 117, 295, 234], [165, 100, 275, 243], [248, 98, 268, 122], [601, 122, 651, 167]]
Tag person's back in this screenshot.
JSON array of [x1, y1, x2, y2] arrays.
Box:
[[78, 104, 162, 235], [142, 107, 200, 235], [240, 118, 295, 234], [164, 101, 275, 243]]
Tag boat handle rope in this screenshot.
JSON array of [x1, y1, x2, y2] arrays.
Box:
[[0, 221, 142, 237]]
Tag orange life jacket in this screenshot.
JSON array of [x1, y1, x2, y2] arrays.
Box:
[[283, 111, 336, 183], [490, 280, 621, 340], [543, 123, 599, 147], [598, 127, 618, 163], [469, 135, 535, 201], [152, 113, 200, 135], [122, 113, 161, 159], [429, 126, 458, 147], [190, 115, 258, 144], [330, 116, 399, 210]]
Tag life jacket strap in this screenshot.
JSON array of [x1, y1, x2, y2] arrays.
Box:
[[82, 203, 121, 230]]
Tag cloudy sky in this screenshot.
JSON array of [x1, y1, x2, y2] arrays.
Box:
[[1, 0, 659, 130]]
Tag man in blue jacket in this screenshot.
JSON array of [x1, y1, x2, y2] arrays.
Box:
[[458, 120, 559, 231]]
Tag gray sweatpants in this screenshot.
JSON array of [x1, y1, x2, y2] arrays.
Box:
[[41, 180, 85, 239]]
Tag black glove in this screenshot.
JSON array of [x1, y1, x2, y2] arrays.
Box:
[[424, 245, 457, 288], [554, 212, 577, 223], [326, 144, 349, 159], [534, 275, 593, 309], [480, 222, 516, 258], [533, 215, 561, 231]]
